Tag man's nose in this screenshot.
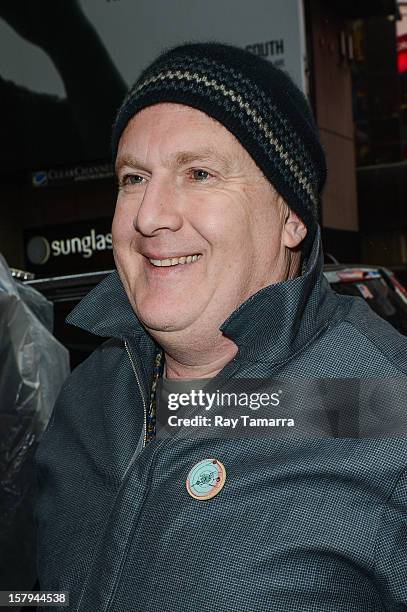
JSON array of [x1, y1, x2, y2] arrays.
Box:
[[134, 176, 183, 236]]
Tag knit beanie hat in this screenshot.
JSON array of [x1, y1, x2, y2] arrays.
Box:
[[112, 42, 326, 244]]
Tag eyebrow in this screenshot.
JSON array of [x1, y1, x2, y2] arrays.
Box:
[[115, 148, 234, 175], [173, 148, 233, 172], [115, 154, 147, 175]]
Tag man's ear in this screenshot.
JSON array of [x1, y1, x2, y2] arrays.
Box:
[[282, 208, 307, 248]]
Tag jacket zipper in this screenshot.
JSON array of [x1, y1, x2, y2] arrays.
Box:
[[124, 339, 148, 449]]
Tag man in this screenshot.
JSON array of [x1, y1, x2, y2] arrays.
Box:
[[35, 43, 407, 611]]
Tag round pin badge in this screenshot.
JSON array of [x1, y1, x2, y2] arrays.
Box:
[[186, 458, 226, 500]]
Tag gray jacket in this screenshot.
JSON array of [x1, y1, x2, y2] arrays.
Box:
[[35, 230, 407, 611]]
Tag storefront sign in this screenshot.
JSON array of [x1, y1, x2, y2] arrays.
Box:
[[31, 163, 114, 187], [24, 219, 114, 277]]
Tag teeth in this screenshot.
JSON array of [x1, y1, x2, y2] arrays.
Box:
[[149, 254, 201, 267]]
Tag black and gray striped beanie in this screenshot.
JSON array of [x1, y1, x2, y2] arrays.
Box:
[[112, 42, 326, 243]]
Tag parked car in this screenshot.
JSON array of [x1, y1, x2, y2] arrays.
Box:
[[323, 264, 407, 336]]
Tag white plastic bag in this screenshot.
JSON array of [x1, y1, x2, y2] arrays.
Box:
[[0, 253, 70, 591]]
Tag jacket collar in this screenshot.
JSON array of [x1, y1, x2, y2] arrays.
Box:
[[66, 227, 338, 363], [220, 227, 339, 362]]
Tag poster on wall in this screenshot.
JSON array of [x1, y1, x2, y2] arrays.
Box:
[[0, 0, 307, 174]]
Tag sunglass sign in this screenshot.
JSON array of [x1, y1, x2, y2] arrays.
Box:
[[24, 219, 114, 277]]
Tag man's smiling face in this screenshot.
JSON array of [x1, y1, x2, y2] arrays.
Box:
[[113, 103, 293, 336]]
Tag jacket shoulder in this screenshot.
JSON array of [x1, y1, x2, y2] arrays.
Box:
[[341, 295, 407, 374], [69, 337, 125, 377], [59, 337, 126, 397], [42, 337, 128, 434]]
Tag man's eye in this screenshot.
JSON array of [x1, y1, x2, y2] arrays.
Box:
[[119, 174, 144, 189], [192, 169, 210, 181], [120, 174, 145, 187]]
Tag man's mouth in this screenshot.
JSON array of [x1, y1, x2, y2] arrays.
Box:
[[148, 254, 202, 267]]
